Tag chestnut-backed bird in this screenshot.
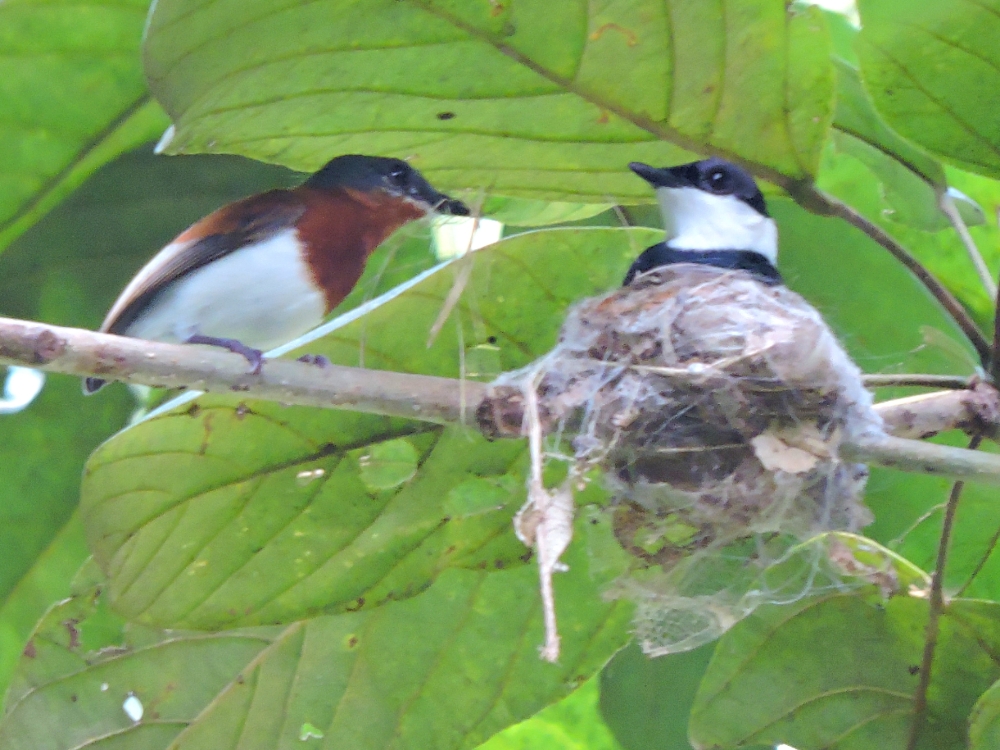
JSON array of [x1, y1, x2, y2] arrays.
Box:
[[83, 154, 468, 394], [624, 157, 781, 286]]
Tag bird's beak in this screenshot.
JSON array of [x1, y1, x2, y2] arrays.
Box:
[[628, 162, 689, 189], [405, 178, 470, 216], [434, 195, 470, 216]]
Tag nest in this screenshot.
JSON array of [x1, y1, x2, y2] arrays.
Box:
[[478, 264, 884, 654]]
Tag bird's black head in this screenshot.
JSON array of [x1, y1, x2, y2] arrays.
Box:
[[304, 155, 469, 215], [629, 157, 769, 217]]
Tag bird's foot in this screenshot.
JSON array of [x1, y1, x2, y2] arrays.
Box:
[[186, 334, 265, 375], [296, 354, 331, 368]]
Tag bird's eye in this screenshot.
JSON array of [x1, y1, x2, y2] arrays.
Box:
[[705, 168, 733, 194], [388, 166, 408, 184]]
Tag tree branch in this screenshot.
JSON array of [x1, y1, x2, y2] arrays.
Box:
[[906, 435, 981, 750], [0, 316, 487, 426], [3, 315, 1000, 485]]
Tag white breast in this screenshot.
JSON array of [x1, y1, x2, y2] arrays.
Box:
[[657, 187, 778, 264], [124, 229, 327, 351]]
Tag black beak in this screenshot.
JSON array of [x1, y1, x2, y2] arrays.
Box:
[[628, 161, 689, 189], [437, 196, 470, 216], [410, 178, 470, 215]]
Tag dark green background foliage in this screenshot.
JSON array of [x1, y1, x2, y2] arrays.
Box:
[[3, 1, 1000, 748]]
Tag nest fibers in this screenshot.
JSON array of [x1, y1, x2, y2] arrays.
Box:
[[478, 265, 884, 656]]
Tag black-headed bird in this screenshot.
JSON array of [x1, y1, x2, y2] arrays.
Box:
[[84, 154, 468, 393], [624, 158, 781, 286]]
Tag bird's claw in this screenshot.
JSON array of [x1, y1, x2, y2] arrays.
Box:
[[185, 334, 265, 375]]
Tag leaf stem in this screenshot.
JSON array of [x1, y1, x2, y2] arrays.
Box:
[[939, 191, 997, 299], [863, 374, 971, 389], [906, 435, 981, 750]]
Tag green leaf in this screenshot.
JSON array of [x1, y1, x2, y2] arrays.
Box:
[[143, 0, 835, 200], [832, 56, 944, 187], [80, 227, 659, 629], [690, 594, 1000, 750], [357, 437, 420, 491], [170, 537, 630, 750], [0, 577, 275, 750], [0, 515, 88, 713], [482, 678, 623, 750], [817, 139, 998, 325], [971, 677, 1000, 749], [857, 0, 1000, 179], [599, 641, 715, 750], [0, 0, 169, 257], [826, 28, 962, 232], [483, 197, 613, 227], [0, 534, 629, 750]]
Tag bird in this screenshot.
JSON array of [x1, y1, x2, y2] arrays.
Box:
[[623, 157, 781, 287], [83, 154, 469, 394]]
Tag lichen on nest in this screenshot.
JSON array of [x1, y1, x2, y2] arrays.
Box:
[[478, 264, 885, 655]]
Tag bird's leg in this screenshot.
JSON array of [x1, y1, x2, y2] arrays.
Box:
[[296, 354, 331, 368], [185, 334, 265, 375]]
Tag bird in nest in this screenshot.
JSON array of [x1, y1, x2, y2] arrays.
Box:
[[84, 154, 468, 394], [480, 156, 883, 550]]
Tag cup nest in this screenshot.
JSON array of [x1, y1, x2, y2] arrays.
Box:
[[478, 264, 884, 653]]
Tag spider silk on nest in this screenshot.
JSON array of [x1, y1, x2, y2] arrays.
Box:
[[478, 263, 886, 655]]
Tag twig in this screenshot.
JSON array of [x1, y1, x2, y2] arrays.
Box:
[[939, 191, 996, 299], [0, 316, 487, 425], [863, 374, 971, 389], [4, 316, 1000, 484], [872, 383, 1000, 440], [841, 432, 998, 484], [906, 435, 982, 750], [795, 187, 991, 366]]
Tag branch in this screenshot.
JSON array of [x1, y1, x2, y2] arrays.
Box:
[[791, 186, 992, 366], [873, 382, 1000, 440], [3, 315, 1000, 485], [0, 316, 487, 425], [863, 373, 972, 390], [906, 435, 980, 750]]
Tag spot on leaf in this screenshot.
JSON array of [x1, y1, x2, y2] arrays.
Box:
[[445, 475, 519, 518], [357, 438, 419, 491]]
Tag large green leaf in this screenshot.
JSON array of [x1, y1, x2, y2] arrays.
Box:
[[971, 677, 1000, 749], [80, 227, 658, 629], [690, 593, 1000, 749], [482, 678, 622, 750], [857, 0, 1000, 180], [0, 535, 630, 750], [0, 0, 168, 256], [143, 0, 835, 200], [599, 641, 715, 750], [0, 515, 88, 714]]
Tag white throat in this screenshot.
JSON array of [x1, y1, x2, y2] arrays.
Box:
[[657, 187, 778, 265]]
